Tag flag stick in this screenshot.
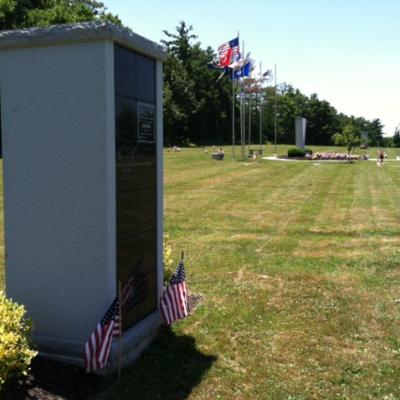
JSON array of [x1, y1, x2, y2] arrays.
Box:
[[181, 251, 185, 261], [118, 281, 123, 380]]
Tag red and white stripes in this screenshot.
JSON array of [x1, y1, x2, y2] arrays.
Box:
[[160, 281, 188, 325]]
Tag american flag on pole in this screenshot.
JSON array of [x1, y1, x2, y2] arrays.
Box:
[[84, 297, 120, 372], [160, 260, 188, 325], [217, 37, 240, 67]]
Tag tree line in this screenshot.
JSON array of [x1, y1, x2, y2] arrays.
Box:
[[0, 3, 394, 147], [162, 21, 390, 148]]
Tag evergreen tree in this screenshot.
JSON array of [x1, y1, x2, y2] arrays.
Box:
[[392, 128, 400, 147], [162, 21, 231, 146]]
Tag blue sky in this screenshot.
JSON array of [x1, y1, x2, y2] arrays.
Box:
[[106, 0, 399, 135]]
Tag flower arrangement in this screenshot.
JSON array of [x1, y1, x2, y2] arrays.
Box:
[[311, 152, 361, 160]]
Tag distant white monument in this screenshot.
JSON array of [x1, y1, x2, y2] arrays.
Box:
[[360, 131, 369, 148], [295, 117, 307, 149]]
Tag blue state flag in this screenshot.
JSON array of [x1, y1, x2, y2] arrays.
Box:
[[232, 61, 253, 80]]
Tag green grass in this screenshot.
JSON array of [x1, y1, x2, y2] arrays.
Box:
[[2, 145, 400, 399], [101, 145, 400, 399]]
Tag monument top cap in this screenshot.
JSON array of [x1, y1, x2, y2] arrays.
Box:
[[0, 21, 166, 61]]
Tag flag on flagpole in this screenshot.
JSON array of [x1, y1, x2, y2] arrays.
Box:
[[229, 51, 250, 71], [233, 60, 254, 80], [217, 37, 240, 67], [84, 297, 120, 372], [263, 69, 273, 78], [252, 69, 273, 83], [160, 260, 188, 325]]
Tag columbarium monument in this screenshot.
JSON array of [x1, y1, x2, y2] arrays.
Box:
[[0, 21, 165, 369]]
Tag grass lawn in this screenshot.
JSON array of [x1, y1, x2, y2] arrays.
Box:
[[2, 145, 400, 399], [101, 145, 400, 400]]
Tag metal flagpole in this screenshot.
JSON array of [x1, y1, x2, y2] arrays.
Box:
[[232, 31, 239, 159], [232, 68, 235, 158], [240, 41, 245, 160], [259, 61, 262, 153], [274, 62, 277, 155], [240, 73, 243, 160], [248, 84, 252, 153], [239, 44, 242, 160], [242, 66, 246, 158]]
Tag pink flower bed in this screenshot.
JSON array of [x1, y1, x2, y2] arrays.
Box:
[[308, 152, 361, 161]]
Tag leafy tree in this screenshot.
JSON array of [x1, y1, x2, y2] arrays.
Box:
[[259, 86, 276, 144], [0, 0, 38, 30], [0, 0, 120, 30], [332, 122, 361, 154], [304, 94, 340, 145], [275, 85, 308, 144], [258, 83, 385, 148]]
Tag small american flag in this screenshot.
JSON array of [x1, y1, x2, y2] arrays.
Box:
[[217, 37, 240, 67], [84, 297, 120, 372], [160, 260, 188, 325]]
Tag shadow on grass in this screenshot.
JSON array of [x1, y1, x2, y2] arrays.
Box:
[[1, 328, 215, 400], [2, 356, 103, 400], [99, 327, 217, 400]]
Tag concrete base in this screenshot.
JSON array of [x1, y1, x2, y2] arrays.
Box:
[[35, 311, 163, 373], [105, 311, 163, 374]]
